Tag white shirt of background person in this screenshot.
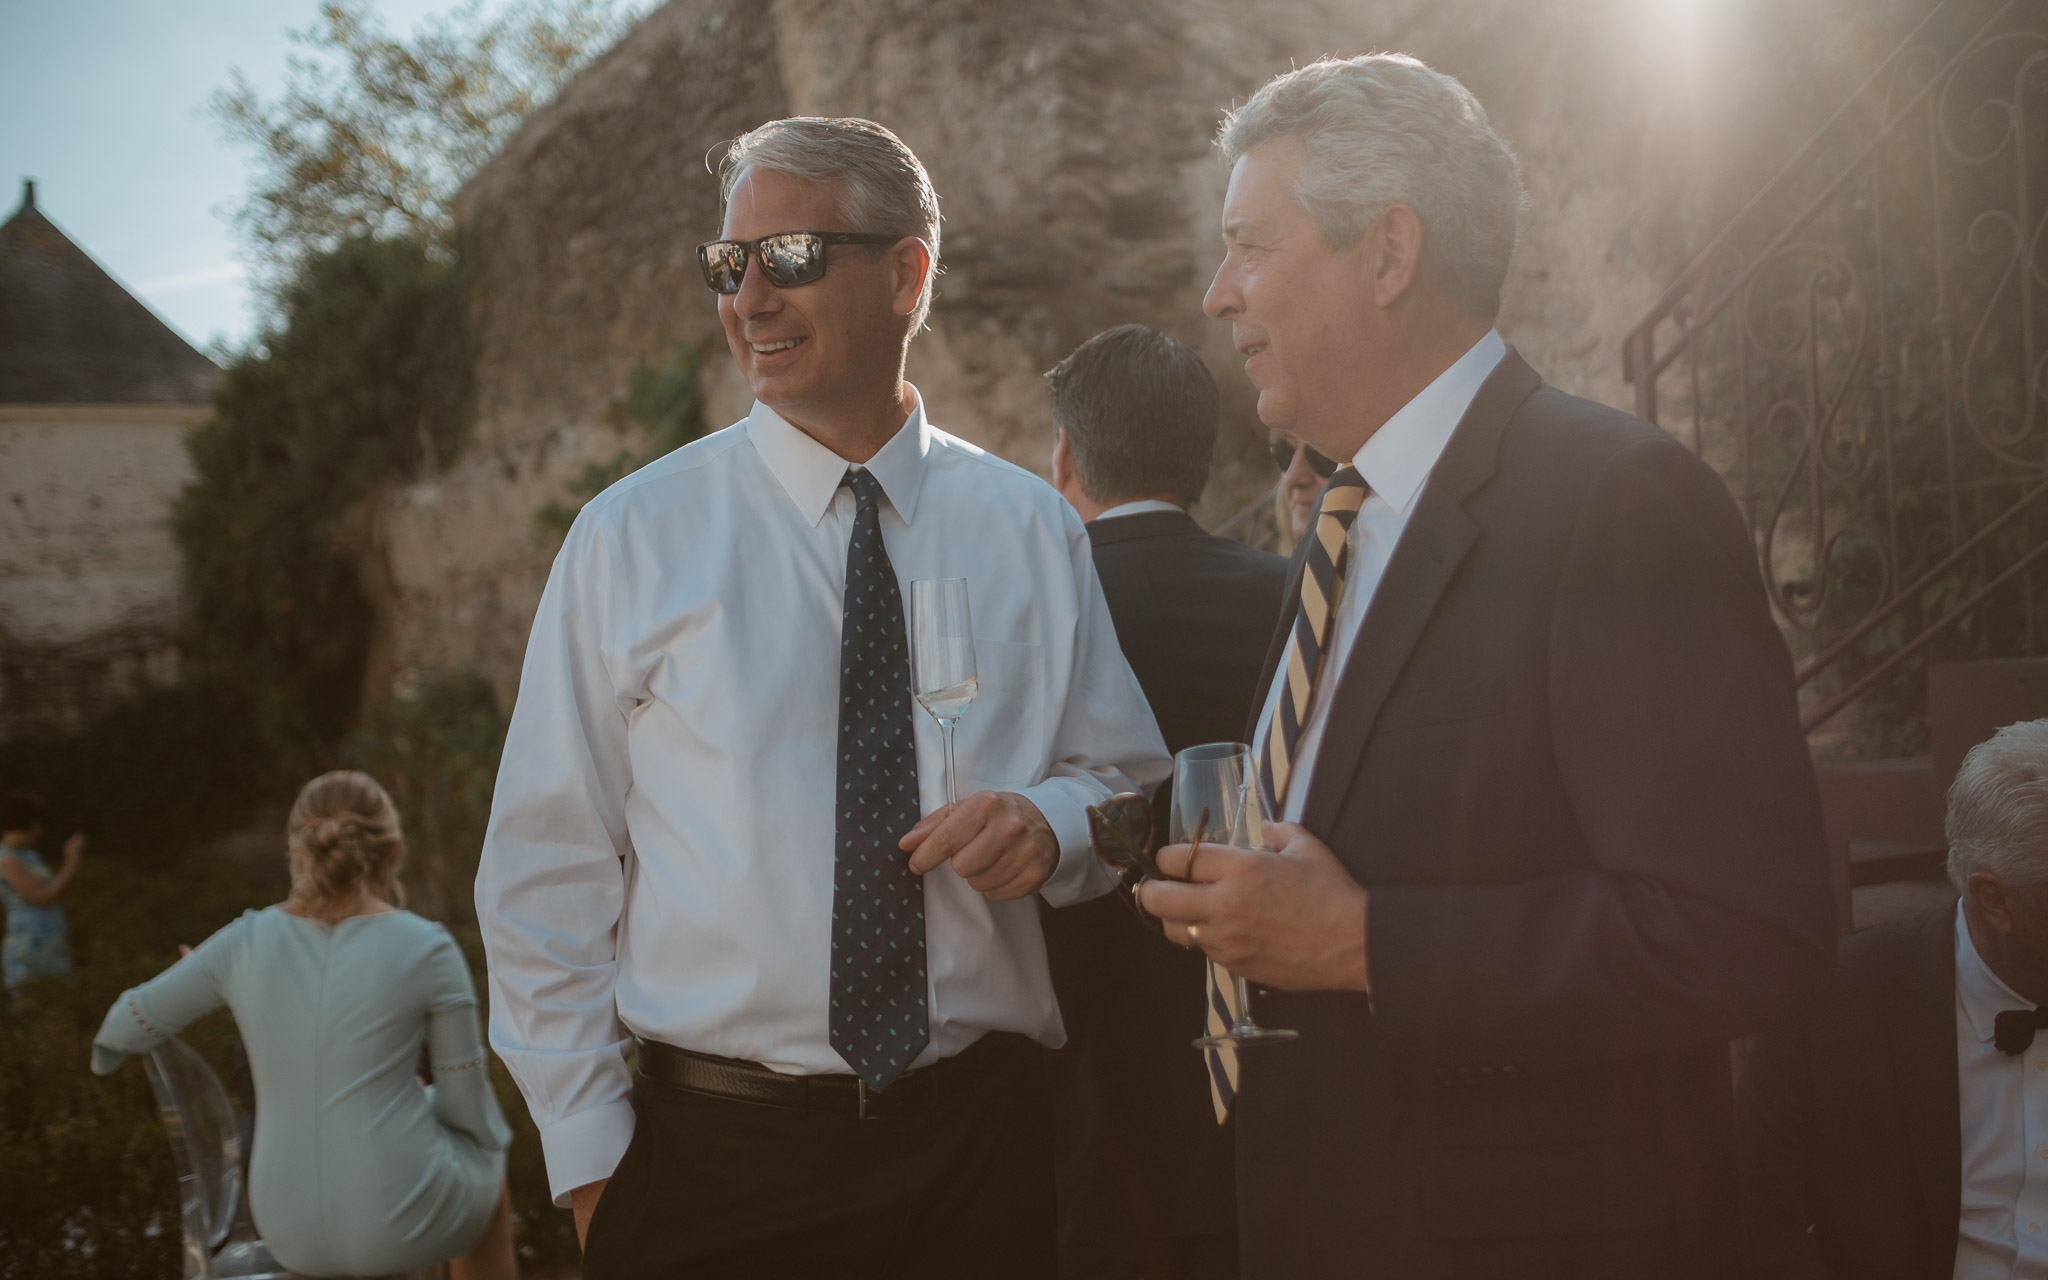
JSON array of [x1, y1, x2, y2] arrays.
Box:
[[1955, 895, 2048, 1278]]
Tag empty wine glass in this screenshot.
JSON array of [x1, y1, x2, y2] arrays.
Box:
[[1174, 741, 1299, 1048], [910, 578, 977, 808]]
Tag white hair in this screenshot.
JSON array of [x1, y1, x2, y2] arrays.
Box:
[[1947, 719, 2048, 893], [1217, 54, 1525, 317], [719, 116, 941, 329]]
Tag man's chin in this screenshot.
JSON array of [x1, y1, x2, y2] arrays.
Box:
[[1253, 387, 1295, 434]]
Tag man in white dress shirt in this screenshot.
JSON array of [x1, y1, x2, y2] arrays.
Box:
[[1136, 54, 1833, 1278], [476, 116, 1169, 1278], [1746, 718, 2048, 1279]]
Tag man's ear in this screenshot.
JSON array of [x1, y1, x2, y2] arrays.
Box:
[[1969, 870, 2022, 935], [890, 237, 933, 318], [1365, 204, 1425, 311], [1050, 428, 1074, 491]]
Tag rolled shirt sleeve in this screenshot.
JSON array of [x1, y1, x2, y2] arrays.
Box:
[[1023, 515, 1170, 905]]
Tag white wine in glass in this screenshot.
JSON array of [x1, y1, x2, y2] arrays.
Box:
[[1175, 741, 1299, 1048], [910, 578, 977, 808]]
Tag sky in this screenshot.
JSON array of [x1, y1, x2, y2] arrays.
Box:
[[0, 0, 532, 357]]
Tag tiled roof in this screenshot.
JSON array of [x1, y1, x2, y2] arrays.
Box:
[[0, 179, 219, 404]]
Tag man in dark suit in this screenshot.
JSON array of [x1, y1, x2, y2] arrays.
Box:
[[1742, 719, 2048, 1280], [1041, 322, 1289, 1280], [1137, 53, 1836, 1279]]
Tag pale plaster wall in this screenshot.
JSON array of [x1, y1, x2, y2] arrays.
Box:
[[0, 404, 201, 641], [0, 403, 204, 735]]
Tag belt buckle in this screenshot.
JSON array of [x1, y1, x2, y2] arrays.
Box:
[[857, 1076, 874, 1121]]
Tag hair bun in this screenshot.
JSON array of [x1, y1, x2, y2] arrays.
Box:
[[286, 771, 407, 915]]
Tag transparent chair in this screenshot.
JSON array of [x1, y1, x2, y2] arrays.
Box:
[[143, 1034, 442, 1280]]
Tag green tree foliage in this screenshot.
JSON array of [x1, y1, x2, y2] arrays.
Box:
[[538, 343, 711, 537], [340, 671, 508, 927], [0, 677, 272, 852], [174, 235, 475, 767], [211, 0, 639, 286]]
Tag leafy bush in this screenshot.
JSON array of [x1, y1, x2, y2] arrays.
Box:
[[538, 343, 709, 538], [174, 234, 474, 769], [340, 670, 508, 928], [0, 845, 277, 1279], [0, 675, 274, 854]]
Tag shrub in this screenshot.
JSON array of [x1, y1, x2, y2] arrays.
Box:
[[0, 845, 277, 1279], [340, 671, 508, 928], [537, 343, 709, 538], [174, 234, 475, 769], [0, 675, 274, 854]]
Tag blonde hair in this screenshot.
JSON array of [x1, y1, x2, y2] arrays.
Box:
[[286, 771, 407, 916]]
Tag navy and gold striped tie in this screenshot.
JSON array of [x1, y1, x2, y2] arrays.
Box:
[[1205, 465, 1368, 1121]]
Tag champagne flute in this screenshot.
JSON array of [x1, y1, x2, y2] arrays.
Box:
[[1174, 741, 1300, 1048], [910, 578, 977, 808]]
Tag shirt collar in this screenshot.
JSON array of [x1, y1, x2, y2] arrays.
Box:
[[746, 386, 932, 527], [1350, 328, 1507, 515], [1093, 499, 1185, 522], [1955, 897, 2033, 1042]]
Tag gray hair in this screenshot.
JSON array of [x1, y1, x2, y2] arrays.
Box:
[[1947, 719, 2048, 893], [1217, 54, 1525, 318], [719, 116, 942, 329]]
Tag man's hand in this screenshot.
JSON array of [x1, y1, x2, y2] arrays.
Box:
[[900, 791, 1058, 900], [61, 833, 85, 866], [571, 1178, 608, 1250], [1137, 821, 1372, 992]]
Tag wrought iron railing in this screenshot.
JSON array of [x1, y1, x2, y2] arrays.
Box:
[[1622, 0, 2048, 738]]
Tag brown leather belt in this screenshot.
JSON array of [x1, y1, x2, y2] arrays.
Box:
[[634, 1031, 1015, 1121]]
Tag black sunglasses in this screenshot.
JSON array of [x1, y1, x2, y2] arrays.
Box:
[[695, 230, 902, 294], [1269, 437, 1340, 480]]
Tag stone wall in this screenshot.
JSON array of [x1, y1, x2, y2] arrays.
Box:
[[367, 0, 1932, 704], [0, 403, 203, 736]]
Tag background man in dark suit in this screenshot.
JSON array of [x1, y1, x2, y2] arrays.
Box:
[[1743, 719, 2048, 1280], [1137, 53, 1836, 1279], [1042, 323, 1289, 1280]]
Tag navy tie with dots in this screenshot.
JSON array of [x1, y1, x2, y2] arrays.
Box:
[[829, 468, 930, 1092]]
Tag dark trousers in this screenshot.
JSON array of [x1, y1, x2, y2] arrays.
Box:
[[583, 1032, 1056, 1279]]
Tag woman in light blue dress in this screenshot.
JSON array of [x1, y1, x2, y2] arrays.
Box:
[[0, 790, 82, 994], [91, 771, 518, 1280]]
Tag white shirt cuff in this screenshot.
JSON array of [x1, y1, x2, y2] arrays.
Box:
[[1019, 782, 1110, 907], [539, 1099, 639, 1206]]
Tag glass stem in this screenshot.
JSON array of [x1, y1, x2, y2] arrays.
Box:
[[1233, 973, 1258, 1032], [940, 720, 959, 808]]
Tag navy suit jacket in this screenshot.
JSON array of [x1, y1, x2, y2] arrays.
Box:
[[1232, 348, 1836, 1279]]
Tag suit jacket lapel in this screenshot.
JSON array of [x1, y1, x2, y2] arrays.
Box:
[[1888, 907, 1961, 1254], [1295, 350, 1541, 837]]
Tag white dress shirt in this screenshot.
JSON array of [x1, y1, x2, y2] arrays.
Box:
[[1955, 899, 2048, 1278], [1093, 499, 1185, 521], [1251, 329, 1507, 821], [477, 390, 1170, 1203]]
